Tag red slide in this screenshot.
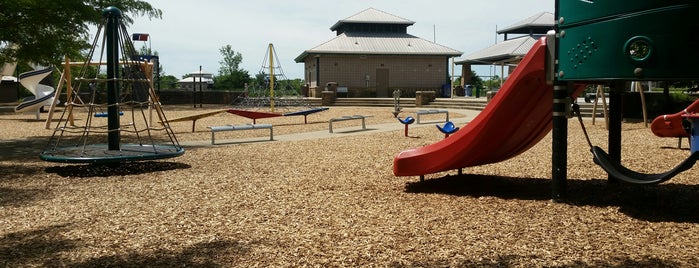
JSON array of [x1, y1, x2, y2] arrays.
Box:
[[650, 99, 699, 138], [394, 38, 582, 176]]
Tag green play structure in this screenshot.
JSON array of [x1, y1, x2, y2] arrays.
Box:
[[550, 1, 699, 199]]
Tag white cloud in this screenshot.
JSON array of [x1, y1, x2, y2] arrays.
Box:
[[127, 0, 551, 79]]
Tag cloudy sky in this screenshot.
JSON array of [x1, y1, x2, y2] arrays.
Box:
[[128, 0, 552, 80]]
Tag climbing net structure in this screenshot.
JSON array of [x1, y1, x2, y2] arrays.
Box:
[[232, 44, 313, 112], [40, 7, 184, 164]]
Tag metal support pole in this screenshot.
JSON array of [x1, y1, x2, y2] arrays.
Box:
[[607, 80, 625, 183], [269, 44, 275, 112], [192, 68, 197, 108], [546, 28, 567, 201], [104, 7, 121, 151], [552, 82, 569, 201]]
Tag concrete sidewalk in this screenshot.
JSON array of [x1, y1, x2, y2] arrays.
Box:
[[179, 109, 481, 147]]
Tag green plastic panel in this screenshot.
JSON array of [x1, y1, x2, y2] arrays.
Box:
[[557, 1, 699, 81], [558, 0, 693, 25]]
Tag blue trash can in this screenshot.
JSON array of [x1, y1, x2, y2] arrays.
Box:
[[441, 84, 451, 97], [465, 85, 473, 97], [684, 114, 699, 153]]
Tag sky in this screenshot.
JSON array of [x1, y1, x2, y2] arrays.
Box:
[[127, 0, 552, 80]]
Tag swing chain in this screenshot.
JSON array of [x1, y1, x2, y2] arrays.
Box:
[[572, 103, 594, 149]]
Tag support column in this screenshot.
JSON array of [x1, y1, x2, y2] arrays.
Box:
[[104, 7, 121, 151], [552, 82, 569, 201], [607, 80, 625, 183]]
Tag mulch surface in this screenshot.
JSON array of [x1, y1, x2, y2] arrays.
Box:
[[1, 105, 698, 267]]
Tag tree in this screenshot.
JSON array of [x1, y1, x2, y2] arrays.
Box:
[[485, 75, 502, 90], [218, 45, 242, 76], [159, 74, 179, 90], [136, 45, 166, 78], [0, 0, 162, 67], [214, 45, 250, 89], [465, 70, 484, 90], [214, 69, 251, 90]]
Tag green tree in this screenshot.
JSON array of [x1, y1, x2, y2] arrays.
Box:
[[214, 69, 251, 90], [466, 70, 484, 90], [136, 45, 166, 78], [159, 74, 178, 90], [218, 45, 242, 76], [453, 70, 484, 89], [0, 0, 162, 66], [485, 75, 502, 90], [215, 45, 250, 89]]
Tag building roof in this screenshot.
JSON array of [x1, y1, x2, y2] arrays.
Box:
[[297, 8, 461, 62], [455, 35, 538, 65], [496, 12, 554, 35], [295, 32, 462, 62], [177, 76, 214, 83], [330, 8, 415, 31]]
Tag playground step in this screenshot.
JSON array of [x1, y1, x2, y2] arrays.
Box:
[[424, 97, 488, 111], [332, 98, 416, 108], [328, 97, 611, 117], [577, 102, 610, 118], [0, 103, 16, 114], [330, 97, 488, 111]]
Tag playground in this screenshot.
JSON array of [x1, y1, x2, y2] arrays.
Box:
[[2, 2, 699, 266], [1, 105, 698, 266]]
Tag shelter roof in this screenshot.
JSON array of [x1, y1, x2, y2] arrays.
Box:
[[455, 35, 538, 65], [177, 77, 214, 83], [330, 8, 415, 31], [295, 32, 462, 62], [496, 12, 554, 35]]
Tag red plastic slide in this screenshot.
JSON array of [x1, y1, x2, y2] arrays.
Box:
[[650, 99, 699, 138], [394, 38, 582, 176]]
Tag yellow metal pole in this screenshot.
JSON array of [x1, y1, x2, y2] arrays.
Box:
[[269, 43, 275, 112]]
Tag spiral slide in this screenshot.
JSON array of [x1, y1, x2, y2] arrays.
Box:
[[394, 38, 583, 176], [14, 67, 56, 113]]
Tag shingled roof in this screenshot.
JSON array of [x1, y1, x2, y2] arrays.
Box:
[[330, 8, 415, 31], [295, 8, 461, 62], [497, 12, 554, 35], [455, 35, 537, 65], [456, 11, 552, 66]]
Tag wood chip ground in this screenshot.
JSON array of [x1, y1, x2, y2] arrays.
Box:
[[1, 105, 698, 267]]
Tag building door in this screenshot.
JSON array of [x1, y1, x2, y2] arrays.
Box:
[[376, 68, 389, 97]]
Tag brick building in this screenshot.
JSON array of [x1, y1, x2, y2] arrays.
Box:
[[295, 8, 462, 98]]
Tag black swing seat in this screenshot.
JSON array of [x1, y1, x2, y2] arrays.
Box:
[[591, 146, 699, 185]]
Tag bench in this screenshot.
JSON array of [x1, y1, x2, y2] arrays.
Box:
[[207, 124, 273, 145], [329, 115, 367, 133], [416, 109, 449, 124]]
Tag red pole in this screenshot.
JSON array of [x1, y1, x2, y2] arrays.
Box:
[[404, 124, 409, 137]]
